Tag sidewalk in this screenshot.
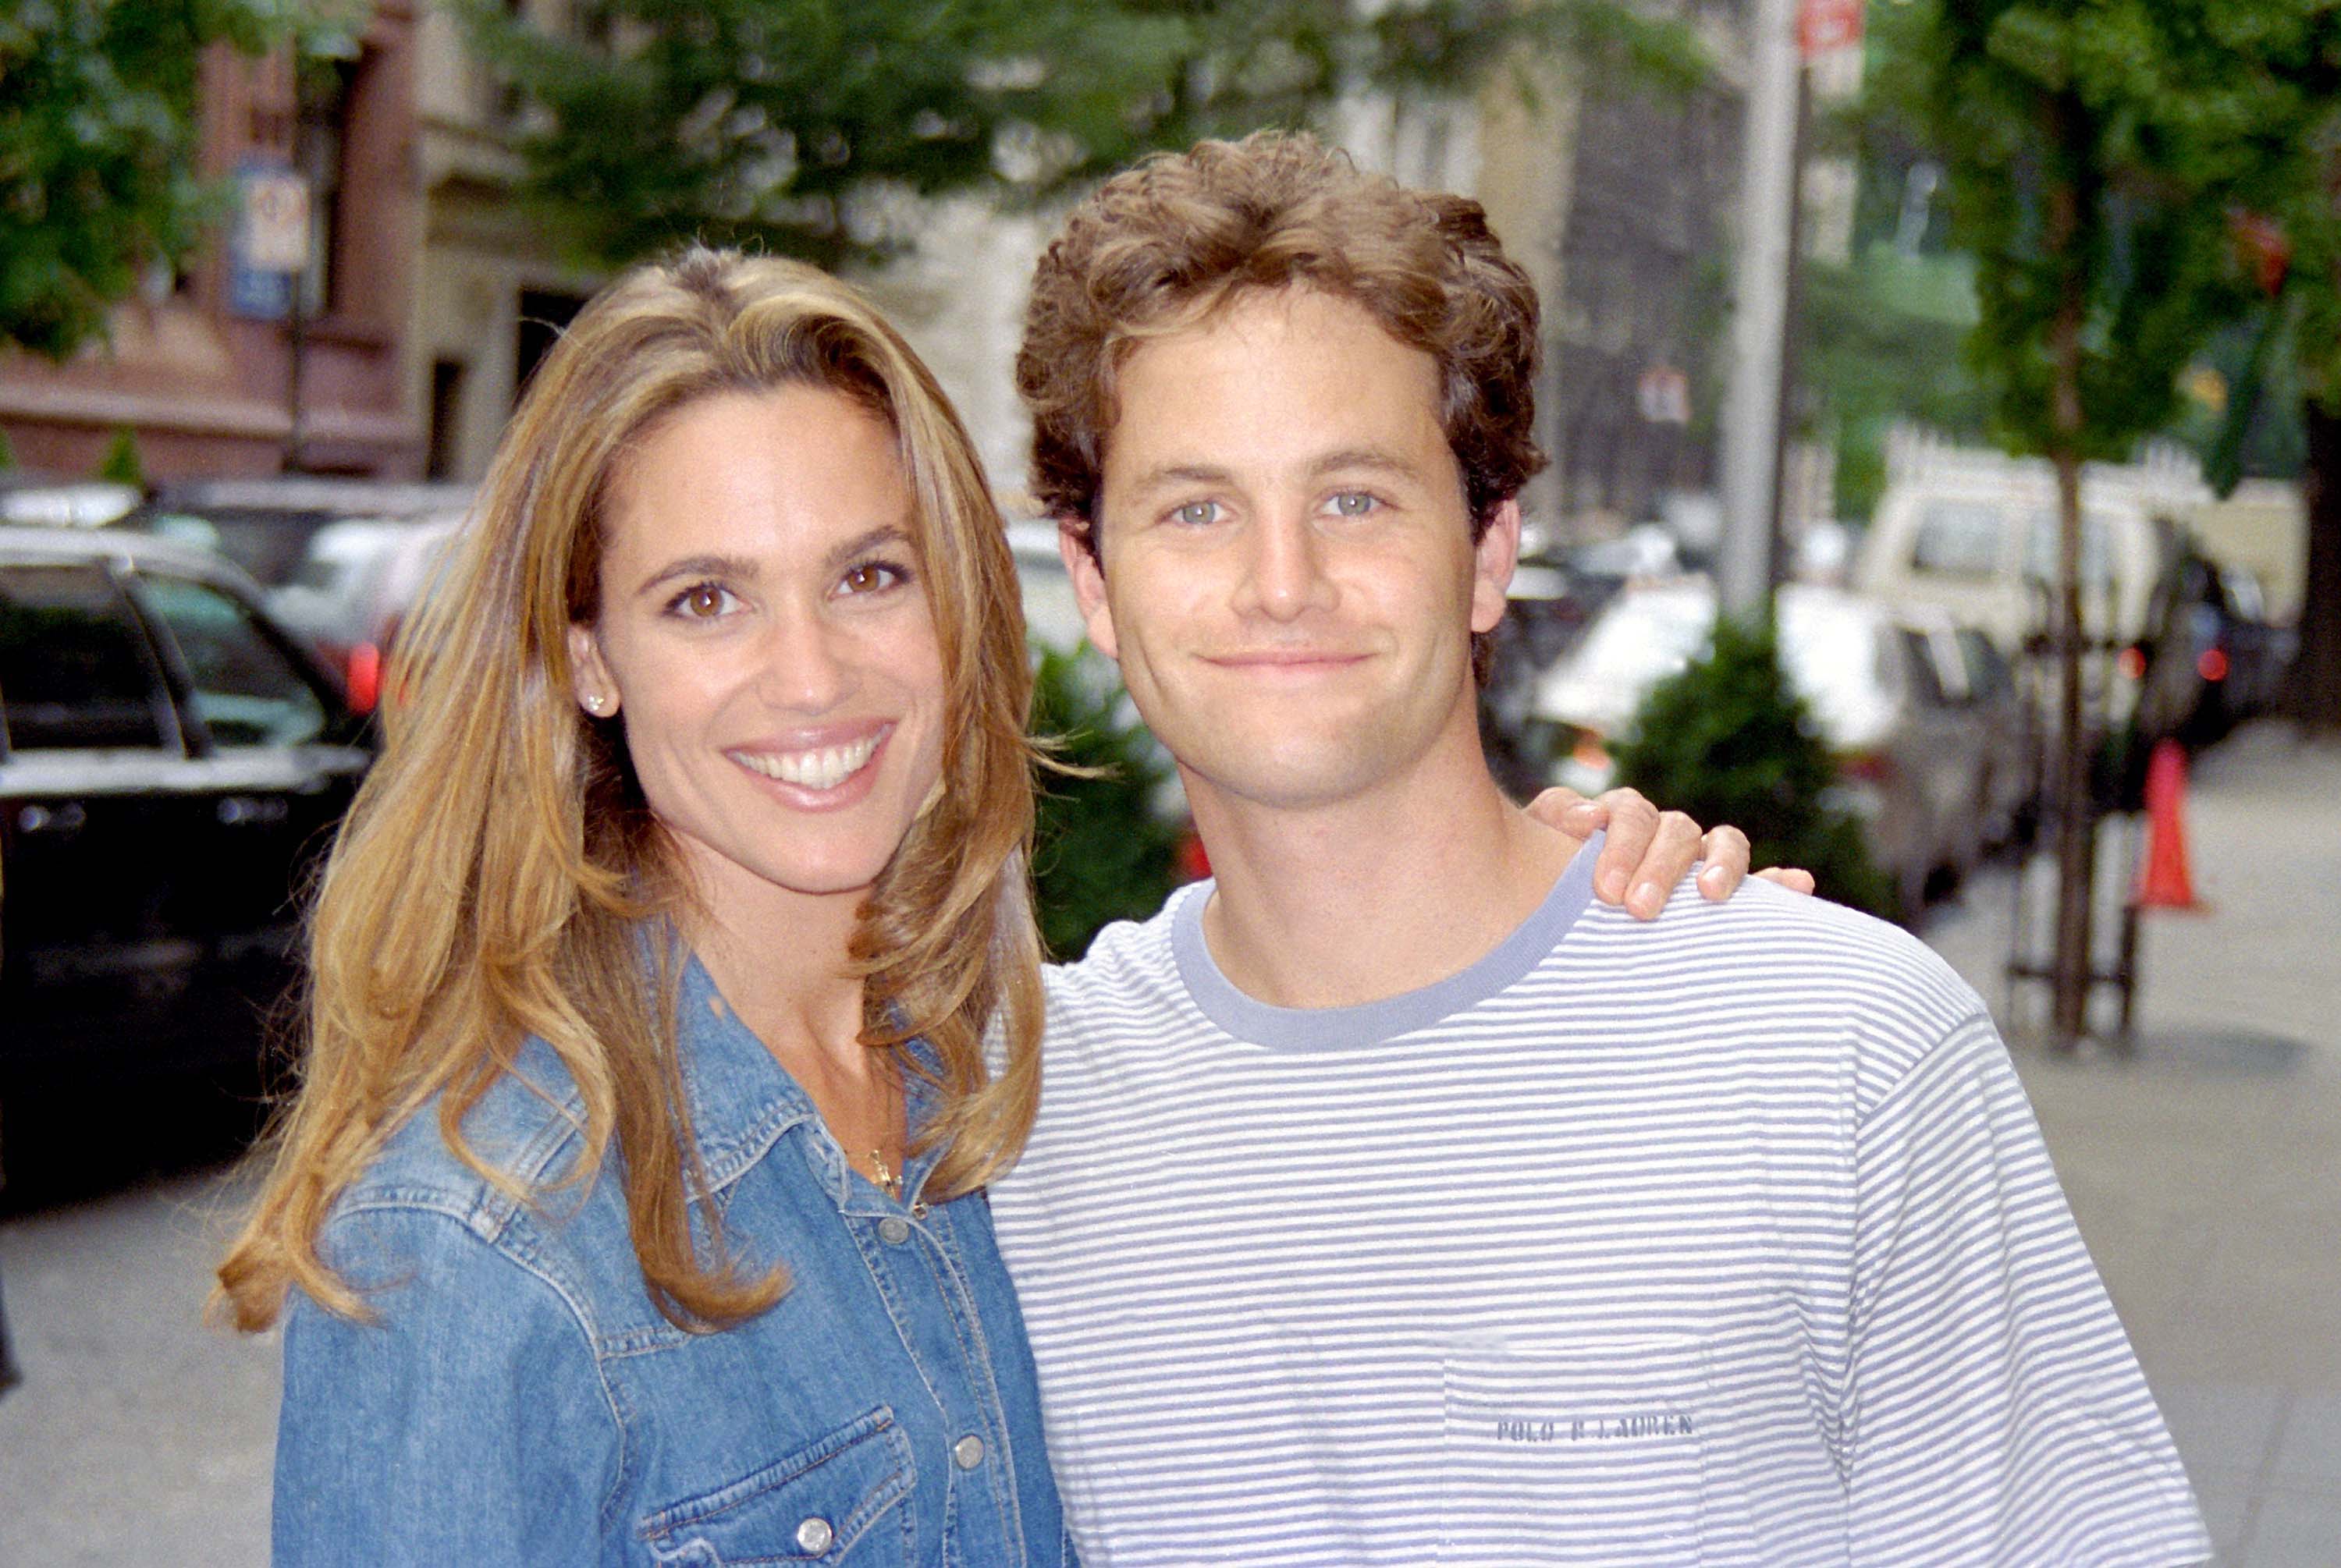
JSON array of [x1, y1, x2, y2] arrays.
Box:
[[1922, 720, 2341, 1566]]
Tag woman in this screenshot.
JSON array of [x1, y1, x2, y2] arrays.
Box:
[[218, 249, 1752, 1564]]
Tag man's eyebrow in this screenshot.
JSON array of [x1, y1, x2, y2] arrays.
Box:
[[1124, 450, 1426, 498], [1124, 463, 1235, 498], [1308, 446, 1420, 480]]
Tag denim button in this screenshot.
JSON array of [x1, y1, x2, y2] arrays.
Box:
[[953, 1434, 986, 1470], [795, 1515, 834, 1553], [878, 1216, 911, 1245]]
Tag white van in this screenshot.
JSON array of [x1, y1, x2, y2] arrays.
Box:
[[1852, 449, 2197, 653]]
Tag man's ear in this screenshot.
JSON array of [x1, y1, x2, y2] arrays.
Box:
[[1057, 516, 1121, 662], [567, 622, 620, 717], [1470, 498, 1523, 635]]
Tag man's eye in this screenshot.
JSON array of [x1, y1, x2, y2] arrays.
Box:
[[1171, 500, 1220, 527], [1328, 491, 1380, 518]]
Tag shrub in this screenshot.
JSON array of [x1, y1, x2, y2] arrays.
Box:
[[1610, 612, 1896, 919], [1028, 645, 1189, 959]]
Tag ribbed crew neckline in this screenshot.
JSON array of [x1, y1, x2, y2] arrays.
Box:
[[1170, 829, 1603, 1049]]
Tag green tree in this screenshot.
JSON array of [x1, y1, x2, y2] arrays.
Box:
[[0, 0, 357, 358], [1799, 244, 1991, 522], [469, 0, 1702, 271], [1895, 0, 2275, 1042], [2184, 5, 2341, 736]]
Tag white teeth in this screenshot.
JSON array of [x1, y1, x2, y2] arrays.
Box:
[[735, 732, 882, 791]]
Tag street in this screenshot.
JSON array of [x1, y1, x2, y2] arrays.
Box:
[[2, 722, 2336, 1566]]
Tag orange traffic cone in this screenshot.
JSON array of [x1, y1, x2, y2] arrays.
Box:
[[2134, 738, 2201, 910]]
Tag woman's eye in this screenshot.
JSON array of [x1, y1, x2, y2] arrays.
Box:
[[1328, 491, 1380, 518], [839, 560, 907, 594], [1172, 500, 1220, 527], [671, 584, 737, 619]]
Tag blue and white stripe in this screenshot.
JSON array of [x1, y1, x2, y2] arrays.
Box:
[[992, 846, 2208, 1566]]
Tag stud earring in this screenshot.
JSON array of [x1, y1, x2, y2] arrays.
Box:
[[583, 694, 606, 714]]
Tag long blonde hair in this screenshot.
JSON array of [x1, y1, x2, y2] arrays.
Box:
[[218, 250, 1046, 1332]]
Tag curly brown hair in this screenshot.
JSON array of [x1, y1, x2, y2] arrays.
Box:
[[1017, 129, 1547, 555]]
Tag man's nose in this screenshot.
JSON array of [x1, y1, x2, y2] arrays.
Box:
[[1238, 510, 1334, 623]]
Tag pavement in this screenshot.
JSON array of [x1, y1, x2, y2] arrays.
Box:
[[1920, 719, 2341, 1566], [0, 719, 2334, 1566]]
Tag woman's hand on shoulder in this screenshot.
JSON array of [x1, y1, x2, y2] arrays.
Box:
[[1525, 786, 1817, 920]]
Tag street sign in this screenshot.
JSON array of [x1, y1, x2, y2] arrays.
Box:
[[226, 161, 311, 321], [240, 167, 312, 273]]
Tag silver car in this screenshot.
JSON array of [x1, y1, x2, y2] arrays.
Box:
[[1529, 580, 2020, 920]]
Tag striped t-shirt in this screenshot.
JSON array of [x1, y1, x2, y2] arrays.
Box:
[[992, 841, 2209, 1566]]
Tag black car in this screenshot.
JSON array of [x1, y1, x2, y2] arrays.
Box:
[[0, 527, 371, 1193]]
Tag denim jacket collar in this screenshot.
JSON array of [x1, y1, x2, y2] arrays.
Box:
[[671, 942, 947, 1216]]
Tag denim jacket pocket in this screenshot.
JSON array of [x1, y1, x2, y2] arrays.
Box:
[[1438, 1336, 1710, 1568], [639, 1406, 915, 1566]]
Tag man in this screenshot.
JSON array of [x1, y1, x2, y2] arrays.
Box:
[[991, 132, 2208, 1565]]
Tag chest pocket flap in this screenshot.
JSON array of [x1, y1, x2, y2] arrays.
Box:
[[641, 1407, 914, 1566]]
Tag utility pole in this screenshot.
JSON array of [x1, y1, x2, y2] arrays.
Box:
[[1717, 0, 1804, 622]]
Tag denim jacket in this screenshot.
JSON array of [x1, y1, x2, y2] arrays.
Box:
[[274, 953, 1071, 1566]]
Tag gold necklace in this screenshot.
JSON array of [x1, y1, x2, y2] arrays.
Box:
[[869, 1149, 902, 1202]]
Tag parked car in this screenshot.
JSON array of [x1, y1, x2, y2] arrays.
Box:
[[1528, 580, 2018, 919], [123, 477, 474, 593], [0, 527, 372, 1184], [1853, 461, 2186, 655], [268, 515, 467, 711]]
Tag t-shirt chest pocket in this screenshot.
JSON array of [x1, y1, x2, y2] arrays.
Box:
[[1439, 1336, 1711, 1568], [639, 1407, 915, 1566]]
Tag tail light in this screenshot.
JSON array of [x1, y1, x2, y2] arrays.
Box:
[[2117, 645, 2148, 682], [346, 641, 382, 715], [2197, 647, 2229, 683]]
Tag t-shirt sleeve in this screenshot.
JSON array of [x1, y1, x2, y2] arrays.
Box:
[[1841, 1013, 2210, 1565]]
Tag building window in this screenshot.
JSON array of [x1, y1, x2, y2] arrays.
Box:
[[296, 55, 362, 316], [514, 290, 588, 403], [426, 360, 468, 480]]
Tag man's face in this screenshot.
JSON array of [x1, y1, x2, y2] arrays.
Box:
[[1064, 286, 1516, 815]]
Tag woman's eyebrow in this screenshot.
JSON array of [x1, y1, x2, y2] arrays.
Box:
[[637, 553, 760, 597], [823, 523, 915, 570]]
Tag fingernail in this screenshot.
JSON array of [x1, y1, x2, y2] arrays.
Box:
[[1632, 881, 1662, 910], [1600, 870, 1629, 901]]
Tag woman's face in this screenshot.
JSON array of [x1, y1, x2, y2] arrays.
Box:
[[569, 386, 947, 913]]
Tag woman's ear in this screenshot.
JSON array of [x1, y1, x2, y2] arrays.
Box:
[[568, 623, 620, 718]]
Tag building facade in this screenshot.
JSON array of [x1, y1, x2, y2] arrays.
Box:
[[0, 3, 423, 481]]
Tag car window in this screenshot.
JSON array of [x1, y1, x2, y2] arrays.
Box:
[[1912, 500, 2007, 577], [134, 574, 328, 747], [2024, 508, 2119, 586], [0, 563, 176, 752], [1956, 628, 2012, 700], [1897, 627, 1950, 704]]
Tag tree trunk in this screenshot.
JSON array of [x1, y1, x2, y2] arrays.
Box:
[[2295, 399, 2341, 734], [2045, 115, 2096, 1048]]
